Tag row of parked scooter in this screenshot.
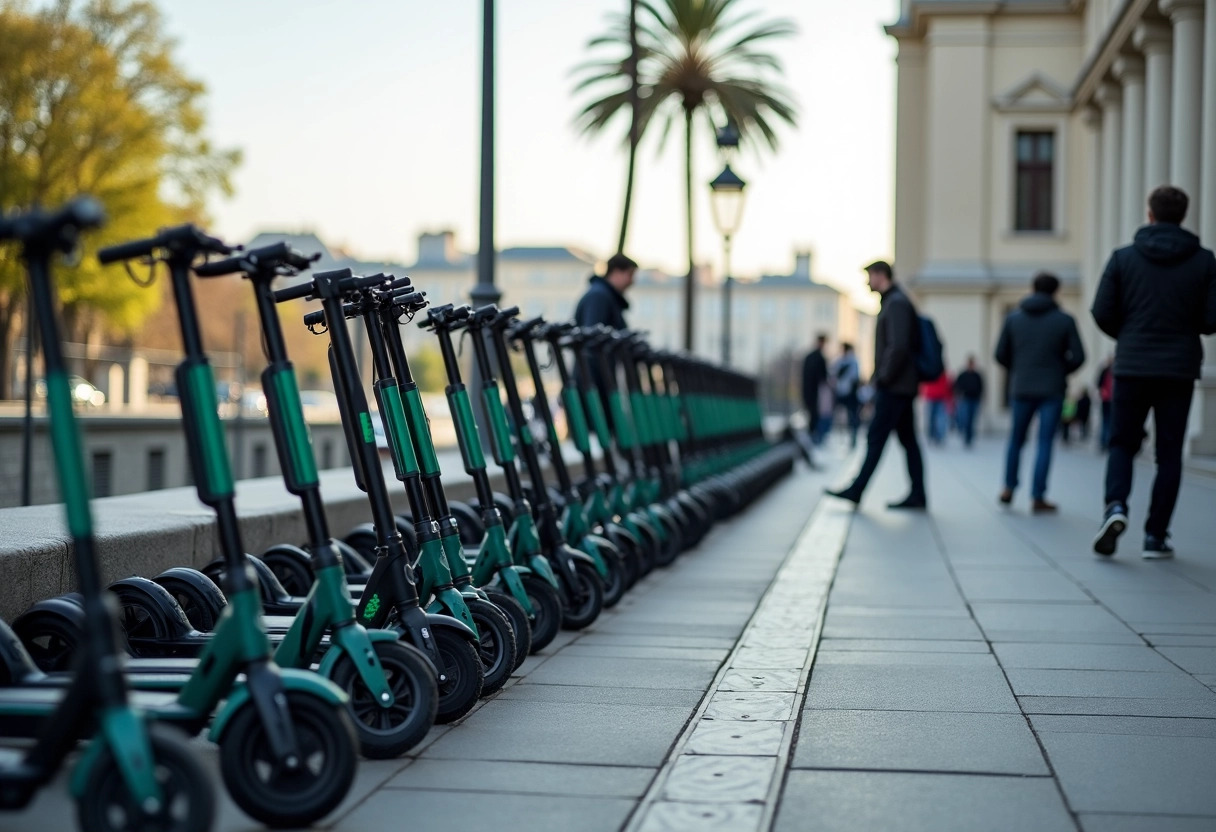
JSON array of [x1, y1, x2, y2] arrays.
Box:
[[0, 197, 795, 832]]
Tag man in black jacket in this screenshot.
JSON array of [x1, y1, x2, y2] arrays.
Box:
[[1092, 186, 1216, 559], [802, 333, 829, 444], [827, 261, 926, 509], [995, 272, 1085, 513], [575, 253, 636, 331], [952, 356, 985, 448]]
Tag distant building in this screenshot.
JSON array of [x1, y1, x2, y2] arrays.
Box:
[[886, 0, 1216, 449]]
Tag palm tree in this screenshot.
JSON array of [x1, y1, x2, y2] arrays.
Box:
[[574, 0, 797, 350]]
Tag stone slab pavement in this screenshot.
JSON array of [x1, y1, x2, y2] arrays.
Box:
[[4, 434, 1215, 831]]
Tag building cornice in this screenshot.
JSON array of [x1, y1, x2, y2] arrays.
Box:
[[993, 72, 1073, 113], [1072, 0, 1154, 106], [885, 0, 1075, 40], [911, 260, 1082, 289]]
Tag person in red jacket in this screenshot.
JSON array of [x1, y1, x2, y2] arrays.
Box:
[[921, 370, 953, 445]]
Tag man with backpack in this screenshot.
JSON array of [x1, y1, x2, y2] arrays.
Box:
[[831, 342, 862, 448], [828, 260, 928, 509], [994, 271, 1085, 514]]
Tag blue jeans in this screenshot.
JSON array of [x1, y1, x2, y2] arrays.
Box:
[[927, 400, 948, 443], [1004, 397, 1063, 499], [955, 398, 980, 446]]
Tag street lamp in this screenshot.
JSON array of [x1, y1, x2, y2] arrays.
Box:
[[709, 159, 747, 366]]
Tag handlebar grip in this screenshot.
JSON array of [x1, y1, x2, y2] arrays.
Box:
[[336, 273, 388, 293], [98, 237, 156, 264], [303, 309, 326, 328], [273, 280, 316, 303], [389, 276, 412, 291], [193, 255, 246, 277]]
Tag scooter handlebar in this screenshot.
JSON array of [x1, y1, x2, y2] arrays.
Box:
[[194, 242, 321, 277], [420, 303, 472, 330], [97, 224, 233, 264], [0, 197, 106, 250]]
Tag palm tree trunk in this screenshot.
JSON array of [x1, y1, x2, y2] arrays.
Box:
[[682, 106, 695, 352], [617, 0, 639, 254]]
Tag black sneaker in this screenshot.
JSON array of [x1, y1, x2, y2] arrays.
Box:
[[1093, 502, 1127, 557], [1142, 534, 1175, 560]]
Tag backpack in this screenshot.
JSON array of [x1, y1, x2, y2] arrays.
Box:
[[915, 315, 945, 382]]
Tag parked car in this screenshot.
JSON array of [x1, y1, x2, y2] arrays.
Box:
[[34, 375, 105, 408]]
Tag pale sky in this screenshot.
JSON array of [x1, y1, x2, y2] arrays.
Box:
[[157, 0, 899, 304]]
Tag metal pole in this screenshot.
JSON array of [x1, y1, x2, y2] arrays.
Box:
[[231, 309, 246, 480], [21, 291, 35, 506], [471, 0, 501, 309], [721, 235, 732, 366]]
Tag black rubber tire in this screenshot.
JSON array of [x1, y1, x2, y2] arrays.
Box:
[[219, 690, 357, 829], [328, 639, 438, 759], [585, 536, 627, 608], [653, 512, 685, 568], [560, 558, 605, 631], [465, 598, 517, 696], [154, 568, 227, 632], [432, 627, 485, 724], [519, 575, 563, 653], [604, 525, 641, 590], [448, 501, 486, 546], [13, 606, 82, 672], [343, 525, 379, 562], [261, 549, 315, 597], [77, 723, 216, 832], [484, 589, 531, 671], [629, 517, 660, 576]]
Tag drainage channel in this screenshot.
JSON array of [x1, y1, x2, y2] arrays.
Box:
[[625, 497, 854, 832]]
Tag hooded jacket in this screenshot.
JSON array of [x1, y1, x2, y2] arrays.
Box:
[[995, 293, 1085, 399], [1091, 223, 1216, 379], [873, 284, 920, 396], [574, 275, 629, 331]]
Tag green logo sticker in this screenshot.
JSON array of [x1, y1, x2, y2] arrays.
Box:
[[363, 594, 381, 620], [359, 411, 375, 443]]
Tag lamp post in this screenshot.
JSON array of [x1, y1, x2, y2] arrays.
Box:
[[471, 0, 500, 309], [709, 124, 747, 366]]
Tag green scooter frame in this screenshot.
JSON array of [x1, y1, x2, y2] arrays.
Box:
[[193, 244, 438, 758], [0, 199, 215, 832], [98, 226, 358, 829]]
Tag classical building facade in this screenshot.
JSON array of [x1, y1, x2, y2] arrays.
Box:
[[887, 0, 1216, 451]]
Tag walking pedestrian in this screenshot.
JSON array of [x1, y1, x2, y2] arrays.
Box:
[[953, 357, 984, 448], [827, 261, 926, 509], [801, 334, 830, 446], [921, 368, 953, 445], [1074, 388, 1092, 441], [1091, 186, 1216, 559], [1096, 358, 1115, 450], [995, 271, 1086, 513], [831, 343, 862, 448]]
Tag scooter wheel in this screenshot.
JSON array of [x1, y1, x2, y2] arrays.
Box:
[[519, 575, 563, 653], [219, 690, 357, 829], [653, 514, 685, 568], [561, 558, 605, 631], [604, 525, 642, 590], [77, 722, 216, 832], [433, 627, 485, 724], [448, 501, 485, 546], [484, 589, 531, 671], [261, 548, 315, 597], [154, 568, 227, 632], [585, 535, 627, 608], [12, 596, 84, 672], [465, 598, 517, 696], [329, 639, 438, 759]]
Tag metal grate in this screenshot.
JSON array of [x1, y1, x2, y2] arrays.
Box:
[[252, 444, 268, 478], [91, 450, 113, 498], [147, 448, 166, 491]]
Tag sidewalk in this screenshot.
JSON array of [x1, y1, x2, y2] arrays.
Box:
[[3, 436, 1214, 831]]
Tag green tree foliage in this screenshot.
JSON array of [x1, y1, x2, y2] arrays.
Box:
[[0, 0, 239, 397], [573, 0, 797, 347]]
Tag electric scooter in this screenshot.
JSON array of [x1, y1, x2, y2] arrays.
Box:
[[0, 198, 216, 832], [275, 268, 484, 723]]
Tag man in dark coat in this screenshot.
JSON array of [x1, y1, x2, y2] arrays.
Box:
[[952, 356, 985, 448], [827, 260, 926, 509], [995, 272, 1085, 513], [574, 253, 637, 423], [801, 333, 829, 444], [1091, 186, 1216, 559]]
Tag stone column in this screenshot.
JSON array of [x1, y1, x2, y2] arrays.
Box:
[[1134, 22, 1174, 192], [1097, 82, 1124, 257], [1113, 55, 1146, 238], [1082, 106, 1107, 369], [1193, 0, 1216, 455], [1162, 0, 1206, 231]]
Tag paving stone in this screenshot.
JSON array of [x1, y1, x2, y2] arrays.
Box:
[[1029, 714, 1216, 738], [993, 643, 1176, 672], [955, 569, 1091, 602], [703, 691, 796, 721], [718, 668, 802, 692], [971, 602, 1137, 642], [1157, 646, 1216, 675], [814, 650, 997, 667], [559, 644, 730, 662], [732, 646, 809, 667], [1004, 669, 1216, 699], [383, 758, 655, 797], [740, 629, 817, 649], [337, 790, 636, 832], [822, 613, 985, 641], [662, 754, 777, 803], [1018, 696, 1216, 718], [637, 800, 764, 832], [774, 771, 1074, 832], [826, 604, 972, 618], [1037, 730, 1216, 815], [818, 638, 991, 653], [522, 654, 720, 690], [792, 710, 1048, 774], [572, 632, 737, 650], [1098, 592, 1216, 626], [685, 720, 786, 756], [1145, 634, 1216, 648], [422, 700, 690, 766], [495, 683, 705, 707], [805, 663, 1020, 713], [1078, 813, 1216, 831]]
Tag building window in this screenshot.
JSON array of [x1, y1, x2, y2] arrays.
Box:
[[147, 448, 166, 491], [252, 444, 268, 478], [92, 450, 113, 498], [321, 439, 334, 470], [1015, 131, 1055, 231]]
